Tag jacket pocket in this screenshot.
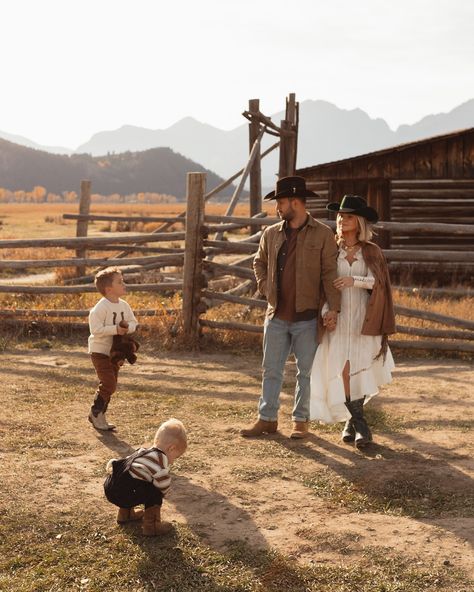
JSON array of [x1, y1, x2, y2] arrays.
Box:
[[303, 245, 321, 270]]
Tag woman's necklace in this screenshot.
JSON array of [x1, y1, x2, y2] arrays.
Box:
[[343, 240, 360, 252]]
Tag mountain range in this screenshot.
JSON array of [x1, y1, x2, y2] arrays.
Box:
[[0, 140, 232, 197], [1, 99, 473, 192]]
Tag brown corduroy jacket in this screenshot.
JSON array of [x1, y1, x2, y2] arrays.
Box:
[[253, 215, 341, 318]]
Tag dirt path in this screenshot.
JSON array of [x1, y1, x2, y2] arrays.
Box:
[[1, 271, 56, 284], [0, 348, 473, 578]]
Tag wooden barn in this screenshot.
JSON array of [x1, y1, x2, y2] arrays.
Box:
[[297, 127, 474, 254]]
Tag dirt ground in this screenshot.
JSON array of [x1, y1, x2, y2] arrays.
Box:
[[1, 346, 473, 586]]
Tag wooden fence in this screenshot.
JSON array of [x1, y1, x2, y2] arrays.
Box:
[[0, 171, 473, 353]]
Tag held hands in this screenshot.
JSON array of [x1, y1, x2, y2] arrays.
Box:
[[117, 320, 129, 335], [323, 310, 338, 332], [333, 276, 354, 291]]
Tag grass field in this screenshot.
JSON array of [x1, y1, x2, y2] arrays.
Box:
[[0, 203, 261, 240]]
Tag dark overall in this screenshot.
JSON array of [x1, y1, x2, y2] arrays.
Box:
[[104, 447, 165, 509]]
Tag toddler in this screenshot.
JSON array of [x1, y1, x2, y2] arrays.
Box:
[[88, 267, 138, 431], [104, 419, 187, 536]]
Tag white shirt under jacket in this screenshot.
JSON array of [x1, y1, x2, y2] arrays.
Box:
[[88, 297, 138, 355]]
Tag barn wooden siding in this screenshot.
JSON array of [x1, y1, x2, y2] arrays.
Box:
[[297, 128, 474, 250]]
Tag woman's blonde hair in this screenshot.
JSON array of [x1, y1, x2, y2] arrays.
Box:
[[336, 214, 374, 244], [356, 215, 374, 242]]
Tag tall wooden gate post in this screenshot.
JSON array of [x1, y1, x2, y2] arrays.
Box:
[[278, 93, 298, 179], [248, 98, 262, 217], [76, 180, 91, 277], [182, 172, 206, 345]]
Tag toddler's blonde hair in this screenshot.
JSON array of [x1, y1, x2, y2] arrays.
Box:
[[154, 418, 187, 452]]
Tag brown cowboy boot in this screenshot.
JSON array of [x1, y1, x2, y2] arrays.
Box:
[[117, 507, 144, 524], [290, 420, 310, 439], [142, 505, 173, 536], [240, 419, 278, 437]]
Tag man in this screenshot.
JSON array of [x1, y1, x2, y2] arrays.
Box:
[[240, 176, 341, 439]]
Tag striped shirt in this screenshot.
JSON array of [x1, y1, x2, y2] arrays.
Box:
[[128, 447, 171, 494]]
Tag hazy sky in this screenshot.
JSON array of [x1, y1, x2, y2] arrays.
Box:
[[1, 0, 473, 148]]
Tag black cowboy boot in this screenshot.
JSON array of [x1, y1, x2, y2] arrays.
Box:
[[341, 418, 355, 443], [344, 398, 372, 448]]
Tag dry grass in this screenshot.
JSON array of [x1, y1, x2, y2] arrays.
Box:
[[0, 202, 261, 240]]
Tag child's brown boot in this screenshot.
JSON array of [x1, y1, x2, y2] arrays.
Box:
[[142, 505, 173, 536], [117, 507, 144, 524]]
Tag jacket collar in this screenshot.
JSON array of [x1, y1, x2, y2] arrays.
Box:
[[277, 213, 315, 232]]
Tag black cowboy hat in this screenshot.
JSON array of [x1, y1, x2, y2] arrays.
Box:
[[326, 194, 379, 223], [264, 176, 318, 201]]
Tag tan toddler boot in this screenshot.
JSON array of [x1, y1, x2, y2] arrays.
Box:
[[117, 507, 144, 524], [142, 505, 173, 536]]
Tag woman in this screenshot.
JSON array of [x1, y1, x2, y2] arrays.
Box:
[[310, 195, 395, 448]]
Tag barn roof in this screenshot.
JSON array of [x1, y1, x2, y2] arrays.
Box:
[[297, 127, 474, 180]]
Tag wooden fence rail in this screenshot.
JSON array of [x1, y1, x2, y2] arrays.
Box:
[[203, 238, 473, 263], [389, 340, 474, 353], [0, 254, 185, 270], [0, 233, 185, 250], [394, 304, 474, 331], [395, 325, 474, 340], [64, 214, 186, 224], [204, 261, 255, 281], [201, 289, 266, 308], [63, 212, 474, 236], [0, 283, 183, 294], [0, 308, 173, 318], [87, 245, 184, 253], [198, 317, 474, 350]]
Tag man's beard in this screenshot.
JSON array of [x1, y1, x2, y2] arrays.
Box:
[[279, 209, 295, 221]]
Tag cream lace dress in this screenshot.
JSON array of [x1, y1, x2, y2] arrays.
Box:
[[310, 245, 395, 423]]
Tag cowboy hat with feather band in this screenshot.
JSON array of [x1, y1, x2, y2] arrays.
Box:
[[264, 176, 319, 201], [326, 194, 379, 223]]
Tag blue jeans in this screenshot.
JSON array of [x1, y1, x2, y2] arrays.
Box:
[[258, 317, 318, 422]]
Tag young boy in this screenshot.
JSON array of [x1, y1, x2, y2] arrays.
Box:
[[88, 267, 138, 431], [104, 418, 187, 536]]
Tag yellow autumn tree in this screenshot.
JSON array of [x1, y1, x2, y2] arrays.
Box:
[[33, 186, 47, 203]]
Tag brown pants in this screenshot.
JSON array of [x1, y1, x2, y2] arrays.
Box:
[[91, 353, 120, 415]]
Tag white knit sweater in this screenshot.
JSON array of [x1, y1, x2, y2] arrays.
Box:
[[88, 297, 138, 355]]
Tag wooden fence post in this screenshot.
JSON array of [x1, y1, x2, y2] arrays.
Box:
[[76, 180, 91, 277], [278, 94, 298, 179], [248, 98, 262, 217], [286, 93, 298, 174], [182, 172, 206, 345], [278, 120, 291, 179]]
